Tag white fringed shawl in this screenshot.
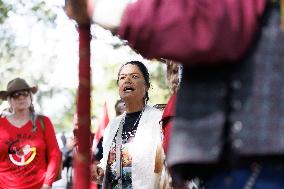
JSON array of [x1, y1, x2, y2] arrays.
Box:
[[100, 105, 163, 189]]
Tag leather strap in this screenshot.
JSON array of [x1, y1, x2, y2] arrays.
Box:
[[31, 113, 37, 132], [115, 114, 125, 188]]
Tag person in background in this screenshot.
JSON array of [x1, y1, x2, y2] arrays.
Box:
[[91, 61, 165, 188], [160, 59, 181, 154], [61, 132, 67, 147], [0, 78, 61, 189], [114, 99, 126, 117], [60, 131, 74, 185], [72, 113, 96, 189], [68, 0, 284, 188], [72, 113, 95, 160]]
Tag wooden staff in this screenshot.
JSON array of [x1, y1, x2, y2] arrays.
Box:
[[64, 0, 93, 188]]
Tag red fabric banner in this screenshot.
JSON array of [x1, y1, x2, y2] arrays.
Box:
[[93, 102, 109, 150]]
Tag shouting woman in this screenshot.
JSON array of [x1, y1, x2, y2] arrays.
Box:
[[92, 61, 165, 189]]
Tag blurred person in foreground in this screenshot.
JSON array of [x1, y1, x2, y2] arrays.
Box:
[[91, 61, 165, 188], [0, 78, 61, 189], [67, 0, 284, 188], [160, 60, 198, 189]]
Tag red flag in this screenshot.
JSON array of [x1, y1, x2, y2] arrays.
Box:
[[93, 102, 109, 149]]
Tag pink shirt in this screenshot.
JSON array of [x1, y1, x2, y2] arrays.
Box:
[[118, 0, 266, 64]]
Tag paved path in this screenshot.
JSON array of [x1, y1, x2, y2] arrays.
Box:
[[53, 167, 73, 189]]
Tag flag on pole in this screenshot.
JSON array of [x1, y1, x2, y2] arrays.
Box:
[[92, 102, 109, 151]]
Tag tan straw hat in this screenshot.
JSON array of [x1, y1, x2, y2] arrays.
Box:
[[0, 78, 38, 100]]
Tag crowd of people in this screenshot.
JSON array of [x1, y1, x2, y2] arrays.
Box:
[[88, 1, 284, 189], [66, 0, 284, 188], [1, 0, 284, 189], [0, 61, 181, 189]]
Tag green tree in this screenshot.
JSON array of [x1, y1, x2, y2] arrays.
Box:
[[0, 3, 171, 133], [0, 0, 67, 132], [0, 0, 58, 84]]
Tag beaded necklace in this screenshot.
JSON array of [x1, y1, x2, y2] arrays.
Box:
[[121, 108, 145, 141]]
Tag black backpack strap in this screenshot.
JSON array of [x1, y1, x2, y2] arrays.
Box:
[[37, 115, 45, 132], [31, 113, 37, 132], [37, 115, 45, 133], [31, 114, 45, 133]]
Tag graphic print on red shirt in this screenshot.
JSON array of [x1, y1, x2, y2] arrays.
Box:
[[0, 116, 61, 189]]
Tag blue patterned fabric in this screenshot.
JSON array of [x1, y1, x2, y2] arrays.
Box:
[[204, 165, 284, 189]]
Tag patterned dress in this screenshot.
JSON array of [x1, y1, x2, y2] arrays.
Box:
[[107, 111, 142, 189]]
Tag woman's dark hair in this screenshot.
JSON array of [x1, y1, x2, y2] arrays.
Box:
[[117, 61, 151, 103]]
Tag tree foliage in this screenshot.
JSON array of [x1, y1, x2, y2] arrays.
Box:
[[0, 0, 64, 130], [0, 2, 171, 133], [0, 0, 58, 79], [1, 0, 56, 54], [0, 0, 12, 24]]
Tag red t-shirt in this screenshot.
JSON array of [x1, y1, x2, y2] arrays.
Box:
[[161, 94, 176, 154], [0, 116, 61, 189]]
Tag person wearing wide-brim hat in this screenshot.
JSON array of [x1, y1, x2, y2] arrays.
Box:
[[0, 78, 38, 101], [0, 78, 62, 189]]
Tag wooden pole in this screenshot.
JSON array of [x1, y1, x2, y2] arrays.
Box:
[[74, 24, 92, 189], [64, 1, 94, 188]]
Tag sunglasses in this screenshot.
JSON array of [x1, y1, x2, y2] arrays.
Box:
[[10, 90, 30, 99]]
